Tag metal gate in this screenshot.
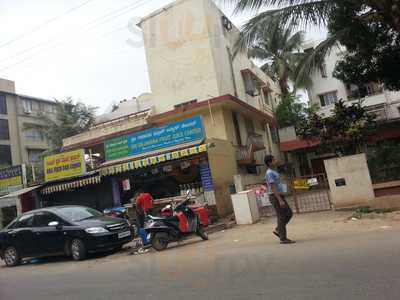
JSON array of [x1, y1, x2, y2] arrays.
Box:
[[257, 173, 332, 217], [288, 173, 332, 213]]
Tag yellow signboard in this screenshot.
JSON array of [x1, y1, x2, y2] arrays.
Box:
[[44, 149, 86, 182], [0, 165, 24, 191]]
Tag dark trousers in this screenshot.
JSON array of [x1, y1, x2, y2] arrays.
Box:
[[270, 195, 293, 241]]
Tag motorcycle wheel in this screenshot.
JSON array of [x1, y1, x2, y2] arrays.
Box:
[[197, 225, 209, 240], [151, 232, 169, 251]]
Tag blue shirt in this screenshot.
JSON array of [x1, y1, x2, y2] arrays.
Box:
[[265, 168, 283, 195]]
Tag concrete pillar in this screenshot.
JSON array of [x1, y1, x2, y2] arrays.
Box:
[[111, 177, 121, 207]]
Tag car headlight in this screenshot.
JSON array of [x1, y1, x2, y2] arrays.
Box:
[[85, 227, 108, 234]]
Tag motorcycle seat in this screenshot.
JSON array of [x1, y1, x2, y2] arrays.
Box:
[[148, 215, 178, 222]]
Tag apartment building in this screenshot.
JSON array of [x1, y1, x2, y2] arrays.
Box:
[[0, 78, 57, 167], [279, 41, 400, 176], [304, 41, 400, 121]]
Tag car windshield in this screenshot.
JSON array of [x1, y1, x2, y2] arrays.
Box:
[[55, 207, 103, 222]]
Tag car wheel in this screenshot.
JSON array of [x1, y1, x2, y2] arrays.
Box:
[[70, 239, 86, 261], [4, 246, 21, 267], [197, 225, 209, 240], [151, 232, 169, 251]]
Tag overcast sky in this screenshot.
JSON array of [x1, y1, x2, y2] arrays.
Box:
[[0, 0, 326, 114]]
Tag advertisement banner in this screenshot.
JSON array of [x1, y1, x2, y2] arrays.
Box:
[[44, 149, 86, 182], [0, 165, 24, 192], [105, 116, 205, 161]]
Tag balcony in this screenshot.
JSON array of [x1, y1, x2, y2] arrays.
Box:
[[62, 109, 152, 150], [236, 134, 265, 166], [318, 91, 400, 121]]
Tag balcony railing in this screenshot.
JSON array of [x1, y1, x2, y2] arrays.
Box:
[[236, 134, 265, 165]]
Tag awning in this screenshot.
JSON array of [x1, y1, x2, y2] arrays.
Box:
[[100, 143, 210, 177], [41, 173, 101, 195], [0, 185, 41, 208], [0, 185, 41, 199]]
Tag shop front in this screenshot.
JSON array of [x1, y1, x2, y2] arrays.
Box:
[[39, 150, 114, 211], [99, 116, 218, 214]]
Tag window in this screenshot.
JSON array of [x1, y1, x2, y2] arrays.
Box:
[[28, 149, 44, 163], [0, 119, 10, 140], [242, 72, 257, 96], [22, 99, 33, 113], [319, 91, 338, 107], [55, 206, 103, 222], [17, 214, 34, 228], [47, 104, 57, 113], [271, 127, 279, 144], [245, 118, 255, 135], [0, 94, 7, 114], [25, 128, 44, 142], [320, 63, 328, 78], [261, 88, 270, 106], [0, 145, 12, 165], [232, 112, 242, 146], [34, 212, 61, 227]]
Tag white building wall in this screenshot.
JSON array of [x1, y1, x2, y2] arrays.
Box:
[[139, 0, 220, 114], [306, 43, 348, 108], [139, 0, 281, 115]]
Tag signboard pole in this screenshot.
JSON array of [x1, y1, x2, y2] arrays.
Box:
[[21, 164, 27, 187]]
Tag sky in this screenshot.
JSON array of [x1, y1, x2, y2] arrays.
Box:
[[0, 0, 326, 114]]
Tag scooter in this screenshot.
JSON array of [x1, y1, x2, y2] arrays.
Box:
[[144, 191, 209, 251]]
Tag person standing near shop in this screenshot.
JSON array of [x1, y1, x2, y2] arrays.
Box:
[[134, 189, 154, 229], [265, 155, 295, 244]]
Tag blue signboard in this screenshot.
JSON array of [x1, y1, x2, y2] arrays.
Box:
[[105, 116, 205, 161], [200, 162, 214, 191]]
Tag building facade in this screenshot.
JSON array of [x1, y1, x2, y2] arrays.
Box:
[[58, 0, 282, 217], [279, 41, 400, 176], [0, 78, 57, 167], [305, 41, 400, 121]]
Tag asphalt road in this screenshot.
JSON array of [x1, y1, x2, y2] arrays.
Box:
[[1, 212, 400, 300]]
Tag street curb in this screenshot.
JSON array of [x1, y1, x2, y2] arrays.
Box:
[[206, 220, 236, 235]]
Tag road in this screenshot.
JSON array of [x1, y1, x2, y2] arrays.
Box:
[[1, 211, 400, 300]]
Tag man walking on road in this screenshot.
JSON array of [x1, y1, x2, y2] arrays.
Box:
[[265, 155, 295, 244]]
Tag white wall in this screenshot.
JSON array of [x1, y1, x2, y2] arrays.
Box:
[[139, 0, 281, 115], [139, 0, 220, 114], [324, 154, 375, 208], [306, 43, 348, 109]]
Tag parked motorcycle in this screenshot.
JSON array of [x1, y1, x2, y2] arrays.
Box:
[[144, 191, 209, 251]]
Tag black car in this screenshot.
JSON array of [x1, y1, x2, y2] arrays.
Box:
[[0, 205, 133, 267]]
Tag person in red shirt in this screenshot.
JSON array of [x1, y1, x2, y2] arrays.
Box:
[[135, 190, 153, 228]]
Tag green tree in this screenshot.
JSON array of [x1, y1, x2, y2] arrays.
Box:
[[232, 0, 400, 89], [26, 98, 96, 153], [274, 93, 317, 128], [297, 100, 377, 156], [241, 18, 311, 94]]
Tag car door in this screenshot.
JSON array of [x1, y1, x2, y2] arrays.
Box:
[[8, 213, 39, 257], [33, 212, 66, 255]]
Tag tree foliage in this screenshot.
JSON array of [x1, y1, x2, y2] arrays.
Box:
[[240, 17, 312, 94], [275, 93, 316, 128], [297, 100, 377, 156], [26, 98, 97, 153], [232, 0, 400, 90]]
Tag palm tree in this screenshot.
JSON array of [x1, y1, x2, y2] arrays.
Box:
[[231, 1, 400, 33], [231, 0, 400, 86], [243, 18, 310, 95]]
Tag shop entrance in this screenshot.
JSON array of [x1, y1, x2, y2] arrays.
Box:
[[114, 155, 212, 210]]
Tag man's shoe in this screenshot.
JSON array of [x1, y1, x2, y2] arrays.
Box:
[[280, 239, 296, 244], [273, 231, 280, 238]]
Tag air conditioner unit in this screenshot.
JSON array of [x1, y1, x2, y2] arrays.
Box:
[[24, 108, 32, 114]]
